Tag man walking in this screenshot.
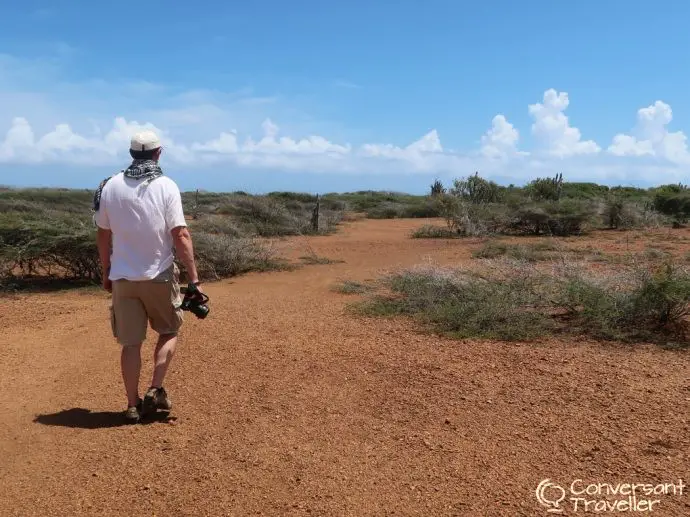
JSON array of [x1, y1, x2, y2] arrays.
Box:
[[93, 130, 202, 423]]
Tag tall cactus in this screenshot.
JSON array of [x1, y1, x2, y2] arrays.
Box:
[[451, 172, 501, 204], [430, 179, 446, 196], [528, 173, 563, 201]]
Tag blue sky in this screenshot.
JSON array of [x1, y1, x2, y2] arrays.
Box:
[[1, 1, 690, 194]]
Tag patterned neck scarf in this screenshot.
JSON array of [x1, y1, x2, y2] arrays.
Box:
[[92, 159, 164, 212], [123, 159, 163, 181]]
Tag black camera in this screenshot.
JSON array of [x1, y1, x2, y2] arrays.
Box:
[[180, 283, 210, 319]]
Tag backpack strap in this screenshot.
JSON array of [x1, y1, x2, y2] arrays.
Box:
[[92, 175, 113, 212]]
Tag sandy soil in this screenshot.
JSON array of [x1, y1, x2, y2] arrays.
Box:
[[0, 218, 688, 516]]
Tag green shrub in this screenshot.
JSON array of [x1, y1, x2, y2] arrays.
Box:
[[603, 197, 645, 229], [355, 259, 690, 345], [0, 188, 93, 214], [266, 191, 318, 204], [508, 200, 593, 236], [430, 180, 446, 196], [450, 172, 503, 204], [365, 202, 404, 219], [0, 199, 46, 214], [561, 182, 610, 200], [652, 189, 690, 222], [354, 266, 551, 340], [412, 225, 458, 239], [526, 173, 563, 201], [329, 191, 422, 213], [400, 200, 441, 218], [555, 262, 690, 342]]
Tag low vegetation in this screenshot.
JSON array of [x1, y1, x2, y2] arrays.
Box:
[[0, 188, 343, 291], [331, 280, 373, 294], [411, 225, 459, 239], [418, 173, 673, 238], [191, 233, 290, 280], [349, 256, 690, 347], [298, 253, 345, 265], [3, 171, 690, 293], [472, 240, 561, 262], [323, 191, 439, 219]]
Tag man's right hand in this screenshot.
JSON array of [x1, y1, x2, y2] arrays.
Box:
[[188, 282, 204, 296], [172, 226, 201, 291]]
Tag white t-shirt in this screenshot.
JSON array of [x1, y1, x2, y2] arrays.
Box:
[[94, 172, 187, 281]]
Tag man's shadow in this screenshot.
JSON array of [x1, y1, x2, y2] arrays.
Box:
[[34, 408, 176, 429]]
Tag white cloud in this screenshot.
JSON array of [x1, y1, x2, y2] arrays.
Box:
[[528, 89, 600, 157], [2, 70, 690, 187], [406, 129, 443, 153], [361, 130, 442, 157], [608, 101, 690, 163], [480, 115, 521, 158], [239, 118, 351, 155], [191, 131, 239, 154], [0, 117, 36, 162]]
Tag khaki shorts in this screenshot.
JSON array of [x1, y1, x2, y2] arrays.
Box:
[[110, 264, 184, 347]]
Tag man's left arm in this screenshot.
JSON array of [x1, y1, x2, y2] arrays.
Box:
[[97, 227, 113, 292], [94, 193, 113, 291]]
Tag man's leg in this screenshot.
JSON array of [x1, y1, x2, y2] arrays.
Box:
[[121, 344, 143, 407], [141, 333, 176, 415], [151, 333, 177, 388], [140, 265, 183, 416], [111, 279, 148, 419]]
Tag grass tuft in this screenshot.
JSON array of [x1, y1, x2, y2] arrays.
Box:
[[299, 254, 345, 265], [472, 239, 561, 262], [331, 280, 373, 294], [411, 225, 459, 239], [352, 258, 690, 346]]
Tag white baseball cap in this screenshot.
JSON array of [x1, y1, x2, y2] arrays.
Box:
[[130, 130, 161, 152]]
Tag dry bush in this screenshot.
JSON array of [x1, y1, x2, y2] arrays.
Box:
[[411, 225, 459, 239], [341, 212, 367, 222], [472, 240, 561, 261], [190, 232, 289, 281], [218, 196, 306, 236], [331, 280, 372, 294], [353, 262, 549, 340], [353, 256, 690, 346], [298, 253, 344, 265], [0, 220, 101, 284], [192, 215, 243, 237], [552, 258, 690, 342], [214, 194, 340, 236], [1, 188, 343, 292]]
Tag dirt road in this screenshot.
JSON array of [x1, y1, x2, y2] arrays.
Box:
[[1, 219, 688, 516]]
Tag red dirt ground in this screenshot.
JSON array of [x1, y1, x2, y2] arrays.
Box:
[[0, 218, 688, 516]]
